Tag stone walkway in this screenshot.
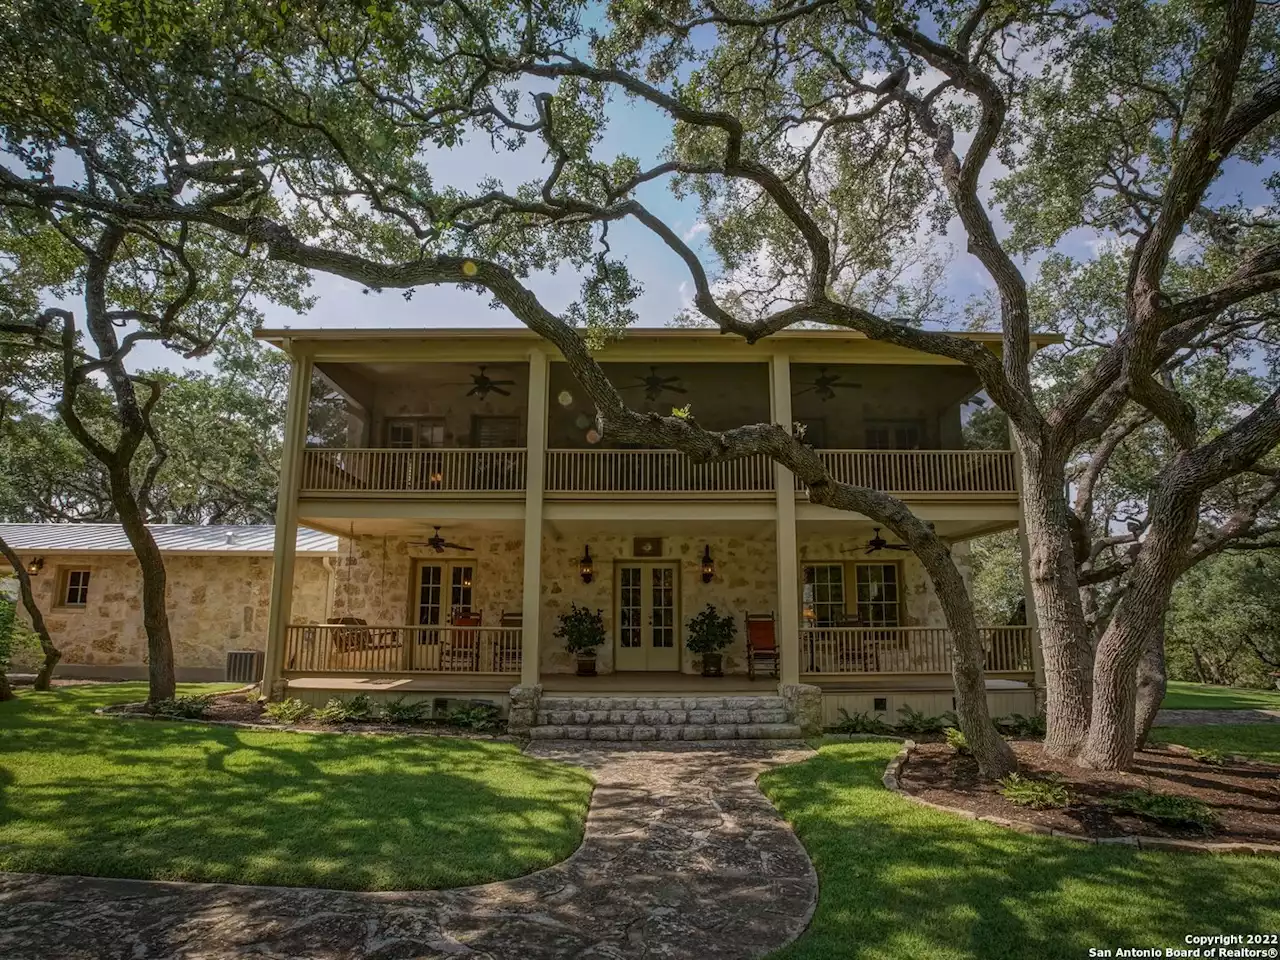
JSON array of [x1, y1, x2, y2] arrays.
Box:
[[0, 742, 817, 960], [1154, 708, 1280, 725]]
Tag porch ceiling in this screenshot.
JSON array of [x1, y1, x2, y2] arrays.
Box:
[[302, 517, 523, 539], [545, 517, 776, 540], [796, 515, 1018, 542]]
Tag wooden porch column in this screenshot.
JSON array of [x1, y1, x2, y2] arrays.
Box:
[[520, 348, 550, 686], [263, 346, 314, 699], [1011, 432, 1046, 706], [770, 351, 801, 685]]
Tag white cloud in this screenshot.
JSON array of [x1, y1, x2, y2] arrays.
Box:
[[682, 221, 710, 243]]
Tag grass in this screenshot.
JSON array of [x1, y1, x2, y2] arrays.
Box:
[[1160, 680, 1280, 710], [1151, 724, 1280, 764], [759, 740, 1279, 960], [0, 683, 592, 891]]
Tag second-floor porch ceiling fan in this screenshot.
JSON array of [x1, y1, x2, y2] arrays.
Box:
[[410, 527, 476, 553], [795, 367, 862, 402], [623, 366, 688, 401], [462, 365, 516, 399]]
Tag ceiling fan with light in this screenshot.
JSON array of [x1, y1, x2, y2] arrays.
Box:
[[795, 367, 862, 402], [865, 528, 911, 554], [410, 527, 476, 553], [462, 365, 516, 399], [623, 365, 687, 401]]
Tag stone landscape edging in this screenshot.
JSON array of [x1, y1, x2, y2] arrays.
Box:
[[880, 738, 1280, 857]]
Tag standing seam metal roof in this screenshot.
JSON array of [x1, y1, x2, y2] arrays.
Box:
[[0, 524, 337, 554]]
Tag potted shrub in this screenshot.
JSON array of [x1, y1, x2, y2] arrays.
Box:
[[555, 603, 606, 676], [686, 604, 737, 677]]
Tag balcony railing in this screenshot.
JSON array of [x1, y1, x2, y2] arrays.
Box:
[[283, 624, 523, 674], [298, 447, 1016, 496], [802, 450, 1017, 495], [801, 626, 1034, 675], [300, 448, 527, 495], [544, 448, 775, 495]]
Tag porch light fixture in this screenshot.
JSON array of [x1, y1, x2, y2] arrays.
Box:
[[700, 544, 714, 583], [26, 557, 44, 576], [579, 546, 594, 584]]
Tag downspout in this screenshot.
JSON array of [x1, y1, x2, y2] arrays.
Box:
[[322, 555, 337, 620]]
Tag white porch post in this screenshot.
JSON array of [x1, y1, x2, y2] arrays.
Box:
[[770, 351, 801, 685], [1011, 432, 1045, 708], [263, 346, 313, 699], [520, 348, 550, 686]]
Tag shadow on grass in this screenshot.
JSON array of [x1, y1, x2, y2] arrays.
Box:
[[760, 742, 1280, 960], [0, 684, 592, 891]]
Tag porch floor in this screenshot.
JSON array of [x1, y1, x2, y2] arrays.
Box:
[[283, 672, 1032, 697]]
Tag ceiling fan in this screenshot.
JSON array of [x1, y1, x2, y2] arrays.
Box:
[[465, 365, 516, 399], [410, 527, 476, 554], [623, 366, 687, 401], [795, 367, 862, 402], [865, 528, 911, 554]]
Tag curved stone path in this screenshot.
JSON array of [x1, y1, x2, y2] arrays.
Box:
[[0, 741, 817, 960]]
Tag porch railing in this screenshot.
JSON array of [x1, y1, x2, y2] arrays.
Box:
[[800, 450, 1017, 495], [300, 448, 527, 495], [800, 626, 1034, 675], [283, 624, 523, 674], [544, 448, 775, 494]]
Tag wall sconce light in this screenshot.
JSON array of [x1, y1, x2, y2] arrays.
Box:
[[579, 546, 594, 584], [26, 557, 44, 576], [701, 544, 714, 583]]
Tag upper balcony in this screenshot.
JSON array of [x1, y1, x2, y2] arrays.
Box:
[[298, 357, 1017, 500]]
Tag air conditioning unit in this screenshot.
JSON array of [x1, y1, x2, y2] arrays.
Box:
[[225, 650, 264, 684]]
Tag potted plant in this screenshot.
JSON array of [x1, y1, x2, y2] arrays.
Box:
[[686, 604, 737, 677], [555, 604, 606, 676]]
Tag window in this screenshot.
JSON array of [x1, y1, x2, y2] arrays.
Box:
[[865, 419, 923, 450], [60, 569, 91, 607], [472, 415, 522, 448], [854, 563, 900, 626], [387, 417, 446, 448], [802, 564, 845, 626], [450, 564, 474, 616], [416, 564, 443, 626]]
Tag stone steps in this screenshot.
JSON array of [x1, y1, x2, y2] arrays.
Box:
[[529, 694, 801, 741]]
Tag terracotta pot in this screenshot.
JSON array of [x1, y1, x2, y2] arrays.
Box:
[[701, 652, 724, 678], [576, 652, 598, 677]]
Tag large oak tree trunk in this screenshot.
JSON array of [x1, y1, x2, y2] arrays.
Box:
[[1016, 436, 1093, 757], [1134, 620, 1167, 750], [0, 535, 61, 690], [111, 472, 176, 702], [1079, 492, 1199, 770]]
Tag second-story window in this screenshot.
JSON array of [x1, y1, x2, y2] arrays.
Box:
[[472, 415, 521, 448], [387, 418, 446, 448], [865, 419, 923, 450]]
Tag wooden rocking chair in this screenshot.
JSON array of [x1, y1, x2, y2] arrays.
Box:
[[745, 611, 780, 680]]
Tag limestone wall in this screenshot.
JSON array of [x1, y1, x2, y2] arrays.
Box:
[[12, 553, 332, 676], [322, 530, 971, 677]]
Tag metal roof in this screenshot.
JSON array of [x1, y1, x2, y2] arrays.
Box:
[[0, 524, 338, 555]]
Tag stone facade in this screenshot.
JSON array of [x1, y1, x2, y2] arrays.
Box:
[[327, 528, 967, 676], [12, 553, 332, 680]]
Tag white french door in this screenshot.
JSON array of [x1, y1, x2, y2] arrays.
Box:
[[614, 562, 680, 671]]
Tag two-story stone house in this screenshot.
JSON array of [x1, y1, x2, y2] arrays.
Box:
[[258, 326, 1051, 738]]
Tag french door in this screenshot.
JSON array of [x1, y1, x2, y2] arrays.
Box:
[[614, 562, 680, 671]]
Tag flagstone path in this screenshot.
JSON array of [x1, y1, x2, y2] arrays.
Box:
[[1154, 708, 1280, 725], [0, 741, 817, 960]]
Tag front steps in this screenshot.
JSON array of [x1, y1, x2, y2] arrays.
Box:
[[529, 694, 802, 741]]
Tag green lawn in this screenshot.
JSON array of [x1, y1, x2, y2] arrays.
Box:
[[1161, 680, 1280, 710], [0, 683, 592, 891], [1151, 723, 1280, 764], [760, 740, 1279, 960]]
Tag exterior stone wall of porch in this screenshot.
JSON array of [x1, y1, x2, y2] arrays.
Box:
[[308, 530, 974, 677]]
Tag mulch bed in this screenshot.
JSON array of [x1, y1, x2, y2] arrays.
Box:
[[899, 741, 1280, 846], [105, 692, 512, 739]]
